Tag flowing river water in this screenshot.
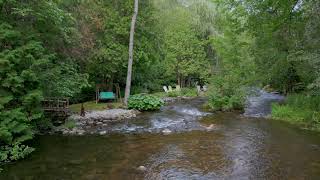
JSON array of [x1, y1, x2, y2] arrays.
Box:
[[1, 92, 320, 180]]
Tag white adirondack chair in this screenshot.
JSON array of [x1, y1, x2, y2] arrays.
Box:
[[196, 85, 201, 93], [163, 86, 169, 93], [202, 85, 208, 92]]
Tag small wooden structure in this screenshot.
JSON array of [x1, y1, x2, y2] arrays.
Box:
[[42, 97, 70, 121]]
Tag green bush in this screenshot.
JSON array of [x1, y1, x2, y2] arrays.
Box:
[[128, 94, 164, 111], [0, 144, 35, 163], [208, 77, 246, 111], [272, 94, 320, 131], [152, 92, 167, 98], [181, 88, 198, 97], [166, 88, 198, 97], [208, 89, 245, 111], [63, 119, 76, 130], [168, 91, 181, 97]]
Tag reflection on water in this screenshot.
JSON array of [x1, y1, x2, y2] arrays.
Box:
[[1, 98, 320, 180]]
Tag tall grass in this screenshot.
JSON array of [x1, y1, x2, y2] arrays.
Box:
[[286, 94, 320, 111], [272, 94, 320, 131]]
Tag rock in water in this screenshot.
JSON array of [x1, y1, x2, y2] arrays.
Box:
[[99, 131, 107, 135], [137, 166, 147, 172], [77, 129, 85, 135], [162, 129, 172, 135], [206, 124, 215, 131]]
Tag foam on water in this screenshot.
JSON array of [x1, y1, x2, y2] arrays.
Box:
[[107, 98, 211, 133], [244, 89, 285, 118]]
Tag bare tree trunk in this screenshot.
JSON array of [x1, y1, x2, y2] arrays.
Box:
[[124, 0, 139, 105]]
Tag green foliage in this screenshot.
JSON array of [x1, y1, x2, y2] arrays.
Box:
[[0, 144, 34, 163], [151, 92, 167, 98], [208, 0, 320, 113], [272, 94, 320, 131], [285, 94, 320, 111], [36, 62, 89, 98], [168, 91, 181, 97], [128, 94, 164, 111], [0, 31, 43, 163], [161, 7, 210, 86], [69, 101, 123, 113], [214, 0, 320, 94], [272, 106, 320, 132], [181, 88, 198, 97], [205, 0, 256, 111], [63, 119, 76, 130], [208, 77, 246, 111], [0, 0, 88, 163], [167, 88, 198, 97], [308, 77, 320, 96]]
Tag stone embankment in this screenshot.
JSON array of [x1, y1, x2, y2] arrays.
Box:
[[54, 109, 140, 135]]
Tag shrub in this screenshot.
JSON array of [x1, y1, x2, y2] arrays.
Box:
[[152, 92, 167, 98], [181, 88, 198, 97], [207, 77, 246, 111], [63, 119, 76, 130], [168, 91, 180, 97], [208, 90, 245, 111], [0, 109, 38, 163], [128, 94, 164, 111], [166, 88, 198, 97], [0, 144, 35, 163]]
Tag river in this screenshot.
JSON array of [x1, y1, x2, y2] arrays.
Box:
[[1, 93, 320, 179]]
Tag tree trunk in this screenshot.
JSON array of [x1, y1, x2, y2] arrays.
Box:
[[124, 0, 139, 105]]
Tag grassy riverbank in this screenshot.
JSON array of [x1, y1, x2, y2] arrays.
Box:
[[152, 88, 200, 98], [272, 94, 320, 132], [69, 101, 123, 113]]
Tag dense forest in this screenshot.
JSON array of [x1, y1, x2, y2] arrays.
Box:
[[1, 0, 320, 163]]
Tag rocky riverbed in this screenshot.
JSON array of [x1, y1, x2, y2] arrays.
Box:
[[54, 109, 140, 135], [53, 97, 197, 135]]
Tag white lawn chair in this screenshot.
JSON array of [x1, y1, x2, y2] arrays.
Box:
[[168, 86, 173, 92], [163, 86, 169, 93], [196, 85, 201, 93], [202, 85, 208, 92]]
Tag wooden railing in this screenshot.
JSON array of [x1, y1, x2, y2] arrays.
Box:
[[42, 97, 70, 117]]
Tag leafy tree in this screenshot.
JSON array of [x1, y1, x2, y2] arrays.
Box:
[[0, 0, 88, 162], [0, 27, 45, 162], [155, 1, 212, 87]]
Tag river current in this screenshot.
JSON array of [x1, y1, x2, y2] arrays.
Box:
[[1, 92, 320, 180]]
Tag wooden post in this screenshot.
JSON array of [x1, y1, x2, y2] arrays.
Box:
[[80, 103, 85, 117], [96, 87, 99, 104]]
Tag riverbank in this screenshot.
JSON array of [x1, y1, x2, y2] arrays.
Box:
[[54, 109, 140, 135], [271, 94, 320, 132], [56, 96, 199, 135], [69, 101, 124, 113], [2, 97, 320, 179]]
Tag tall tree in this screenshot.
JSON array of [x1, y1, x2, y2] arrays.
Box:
[[124, 0, 139, 105]]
